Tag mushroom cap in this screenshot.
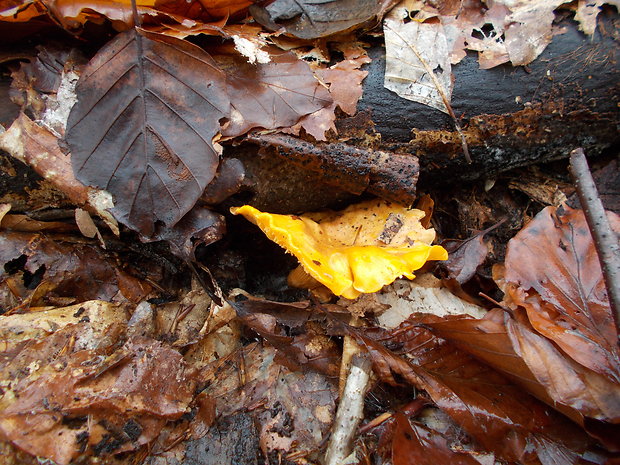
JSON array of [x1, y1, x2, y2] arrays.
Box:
[[231, 200, 448, 299]]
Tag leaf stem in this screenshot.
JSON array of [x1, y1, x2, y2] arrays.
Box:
[[130, 0, 141, 28], [569, 148, 620, 332]]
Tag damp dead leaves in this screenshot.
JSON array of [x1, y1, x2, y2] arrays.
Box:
[[0, 287, 342, 464], [64, 28, 334, 237], [501, 205, 620, 384], [65, 29, 230, 237], [0, 300, 197, 465], [382, 0, 619, 112], [0, 230, 152, 308], [0, 0, 252, 31], [349, 319, 612, 464], [199, 342, 337, 461]]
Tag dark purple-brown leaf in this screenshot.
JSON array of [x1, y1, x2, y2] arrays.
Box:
[[66, 29, 230, 237], [249, 0, 399, 39], [213, 46, 333, 138]]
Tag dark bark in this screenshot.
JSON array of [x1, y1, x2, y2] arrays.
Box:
[[358, 11, 620, 184]]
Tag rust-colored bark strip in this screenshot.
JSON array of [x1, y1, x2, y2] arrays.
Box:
[[569, 148, 620, 330], [247, 133, 419, 206]]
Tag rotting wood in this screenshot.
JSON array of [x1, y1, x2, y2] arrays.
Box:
[[358, 13, 619, 183]]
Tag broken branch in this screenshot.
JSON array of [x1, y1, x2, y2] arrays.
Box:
[[569, 148, 620, 331]]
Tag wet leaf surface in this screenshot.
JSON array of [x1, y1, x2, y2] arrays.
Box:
[[249, 0, 395, 40], [391, 412, 481, 465], [202, 343, 337, 459], [0, 317, 196, 465], [502, 205, 620, 383], [422, 310, 620, 428], [0, 231, 152, 305], [213, 45, 333, 138], [232, 296, 341, 377], [2, 2, 620, 464], [66, 29, 229, 237], [344, 319, 609, 464]]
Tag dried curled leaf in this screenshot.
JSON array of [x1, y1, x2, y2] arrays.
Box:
[[231, 200, 447, 299], [384, 4, 452, 113]]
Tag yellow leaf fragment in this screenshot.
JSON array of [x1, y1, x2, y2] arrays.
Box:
[[231, 200, 448, 299]]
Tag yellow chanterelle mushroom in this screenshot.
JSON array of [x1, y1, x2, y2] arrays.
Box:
[[231, 200, 448, 299]]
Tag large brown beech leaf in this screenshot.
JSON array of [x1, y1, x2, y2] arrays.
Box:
[[66, 29, 229, 237], [502, 206, 620, 383]]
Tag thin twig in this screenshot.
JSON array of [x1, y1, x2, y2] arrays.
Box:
[[324, 353, 372, 465], [569, 148, 620, 332], [384, 23, 471, 163]]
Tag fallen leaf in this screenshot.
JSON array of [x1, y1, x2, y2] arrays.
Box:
[[501, 0, 566, 66], [440, 220, 504, 284], [0, 208, 76, 233], [372, 275, 486, 329], [315, 49, 371, 116], [346, 321, 608, 464], [0, 231, 151, 304], [0, 334, 196, 465], [422, 310, 620, 426], [201, 157, 245, 205], [0, 300, 127, 352], [6, 0, 252, 30], [147, 207, 226, 260], [392, 412, 481, 465], [502, 205, 620, 383], [200, 342, 337, 458], [74, 207, 100, 239], [154, 287, 212, 348], [574, 0, 620, 35], [66, 29, 229, 237], [232, 296, 341, 377], [232, 200, 447, 299], [384, 4, 452, 113], [212, 45, 332, 138], [249, 0, 398, 40]]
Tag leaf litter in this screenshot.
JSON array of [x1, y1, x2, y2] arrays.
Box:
[[1, 0, 620, 464]]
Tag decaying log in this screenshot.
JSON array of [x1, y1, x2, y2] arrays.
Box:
[[359, 12, 619, 184]]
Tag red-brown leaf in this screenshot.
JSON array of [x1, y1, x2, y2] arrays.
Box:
[[348, 323, 606, 463], [421, 310, 620, 425], [213, 46, 333, 138], [503, 205, 620, 382], [392, 412, 481, 465]]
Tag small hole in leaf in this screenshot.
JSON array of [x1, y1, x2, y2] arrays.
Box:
[[23, 264, 46, 290], [481, 23, 496, 36], [4, 254, 27, 274]]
